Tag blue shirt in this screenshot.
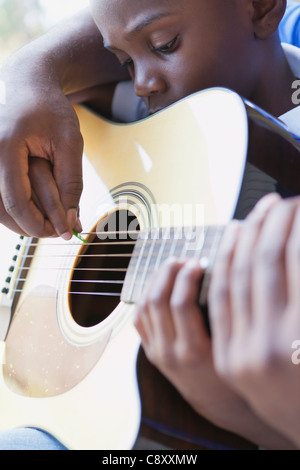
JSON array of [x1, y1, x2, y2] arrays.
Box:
[[280, 1, 300, 46]]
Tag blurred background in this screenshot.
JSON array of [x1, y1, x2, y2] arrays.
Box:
[[0, 0, 89, 65], [0, 0, 89, 286]]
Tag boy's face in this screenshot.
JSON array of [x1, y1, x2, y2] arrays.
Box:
[[91, 0, 259, 114]]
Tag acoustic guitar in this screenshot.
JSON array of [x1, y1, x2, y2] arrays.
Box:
[[0, 88, 299, 450]]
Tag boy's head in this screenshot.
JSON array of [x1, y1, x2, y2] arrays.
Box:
[[90, 0, 288, 115]]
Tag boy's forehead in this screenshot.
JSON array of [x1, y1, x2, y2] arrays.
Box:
[[91, 0, 244, 53], [94, 0, 181, 10], [91, 0, 237, 30], [91, 0, 186, 42], [92, 0, 185, 23]]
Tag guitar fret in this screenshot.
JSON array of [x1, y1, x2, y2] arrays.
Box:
[[134, 228, 160, 300], [199, 226, 224, 307], [180, 229, 189, 261], [122, 225, 225, 305], [121, 233, 149, 303], [168, 228, 180, 259], [154, 234, 167, 271], [158, 233, 173, 266], [183, 226, 205, 260], [173, 235, 187, 261]]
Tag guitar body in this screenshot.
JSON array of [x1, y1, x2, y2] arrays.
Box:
[[0, 88, 297, 450]]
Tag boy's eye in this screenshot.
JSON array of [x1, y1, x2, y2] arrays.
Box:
[[119, 35, 179, 69], [120, 57, 134, 69], [153, 36, 178, 53]]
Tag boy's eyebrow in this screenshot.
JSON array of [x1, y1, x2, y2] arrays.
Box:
[[126, 11, 173, 37], [103, 11, 175, 51]]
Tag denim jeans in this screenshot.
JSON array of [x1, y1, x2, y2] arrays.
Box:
[[0, 428, 67, 450]]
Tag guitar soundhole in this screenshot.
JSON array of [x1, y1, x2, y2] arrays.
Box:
[[69, 210, 139, 328]]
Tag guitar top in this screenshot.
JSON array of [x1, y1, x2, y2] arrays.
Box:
[[0, 88, 299, 450]]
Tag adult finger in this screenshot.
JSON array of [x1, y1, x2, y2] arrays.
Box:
[[0, 192, 28, 235], [51, 114, 84, 235], [28, 157, 74, 239]]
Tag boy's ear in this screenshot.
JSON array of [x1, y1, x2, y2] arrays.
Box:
[[251, 0, 286, 39]]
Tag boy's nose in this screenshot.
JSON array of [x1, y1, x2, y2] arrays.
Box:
[[134, 65, 166, 98]]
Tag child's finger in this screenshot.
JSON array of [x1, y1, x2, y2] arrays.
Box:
[[229, 193, 280, 339], [209, 221, 241, 371], [281, 199, 300, 318], [251, 199, 298, 328], [135, 259, 183, 348], [169, 259, 208, 345]]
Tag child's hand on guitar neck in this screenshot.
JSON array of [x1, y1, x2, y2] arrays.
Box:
[[0, 63, 83, 240], [134, 258, 232, 423], [134, 254, 295, 449]]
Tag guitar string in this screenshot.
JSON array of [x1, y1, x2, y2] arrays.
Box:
[[11, 250, 205, 299], [9, 252, 204, 298], [80, 231, 140, 235], [9, 258, 209, 299], [8, 229, 223, 298], [28, 242, 137, 247], [12, 266, 128, 271], [10, 268, 127, 297], [10, 230, 133, 297], [23, 228, 215, 247], [13, 278, 125, 285], [17, 234, 218, 259], [11, 289, 121, 297], [17, 253, 134, 258]]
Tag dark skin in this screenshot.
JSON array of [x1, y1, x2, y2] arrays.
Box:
[[0, 8, 128, 239], [91, 0, 295, 116], [0, 0, 295, 239], [91, 0, 298, 448], [0, 0, 298, 448]]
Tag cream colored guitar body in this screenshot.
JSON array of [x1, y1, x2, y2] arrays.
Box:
[[0, 89, 249, 450]]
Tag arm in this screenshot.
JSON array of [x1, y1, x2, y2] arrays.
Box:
[[0, 7, 129, 239], [210, 193, 300, 448], [134, 257, 295, 449], [2, 8, 129, 107]]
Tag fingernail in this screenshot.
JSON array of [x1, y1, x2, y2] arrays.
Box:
[[67, 208, 82, 233], [67, 208, 77, 228], [75, 218, 83, 233], [61, 231, 72, 241], [186, 258, 202, 271]]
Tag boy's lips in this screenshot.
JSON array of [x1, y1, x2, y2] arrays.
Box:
[[148, 107, 163, 115], [148, 98, 177, 115]]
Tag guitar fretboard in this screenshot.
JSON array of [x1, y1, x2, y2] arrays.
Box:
[[121, 225, 224, 305]]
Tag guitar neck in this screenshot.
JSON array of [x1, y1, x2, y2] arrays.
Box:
[[121, 225, 224, 306]]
